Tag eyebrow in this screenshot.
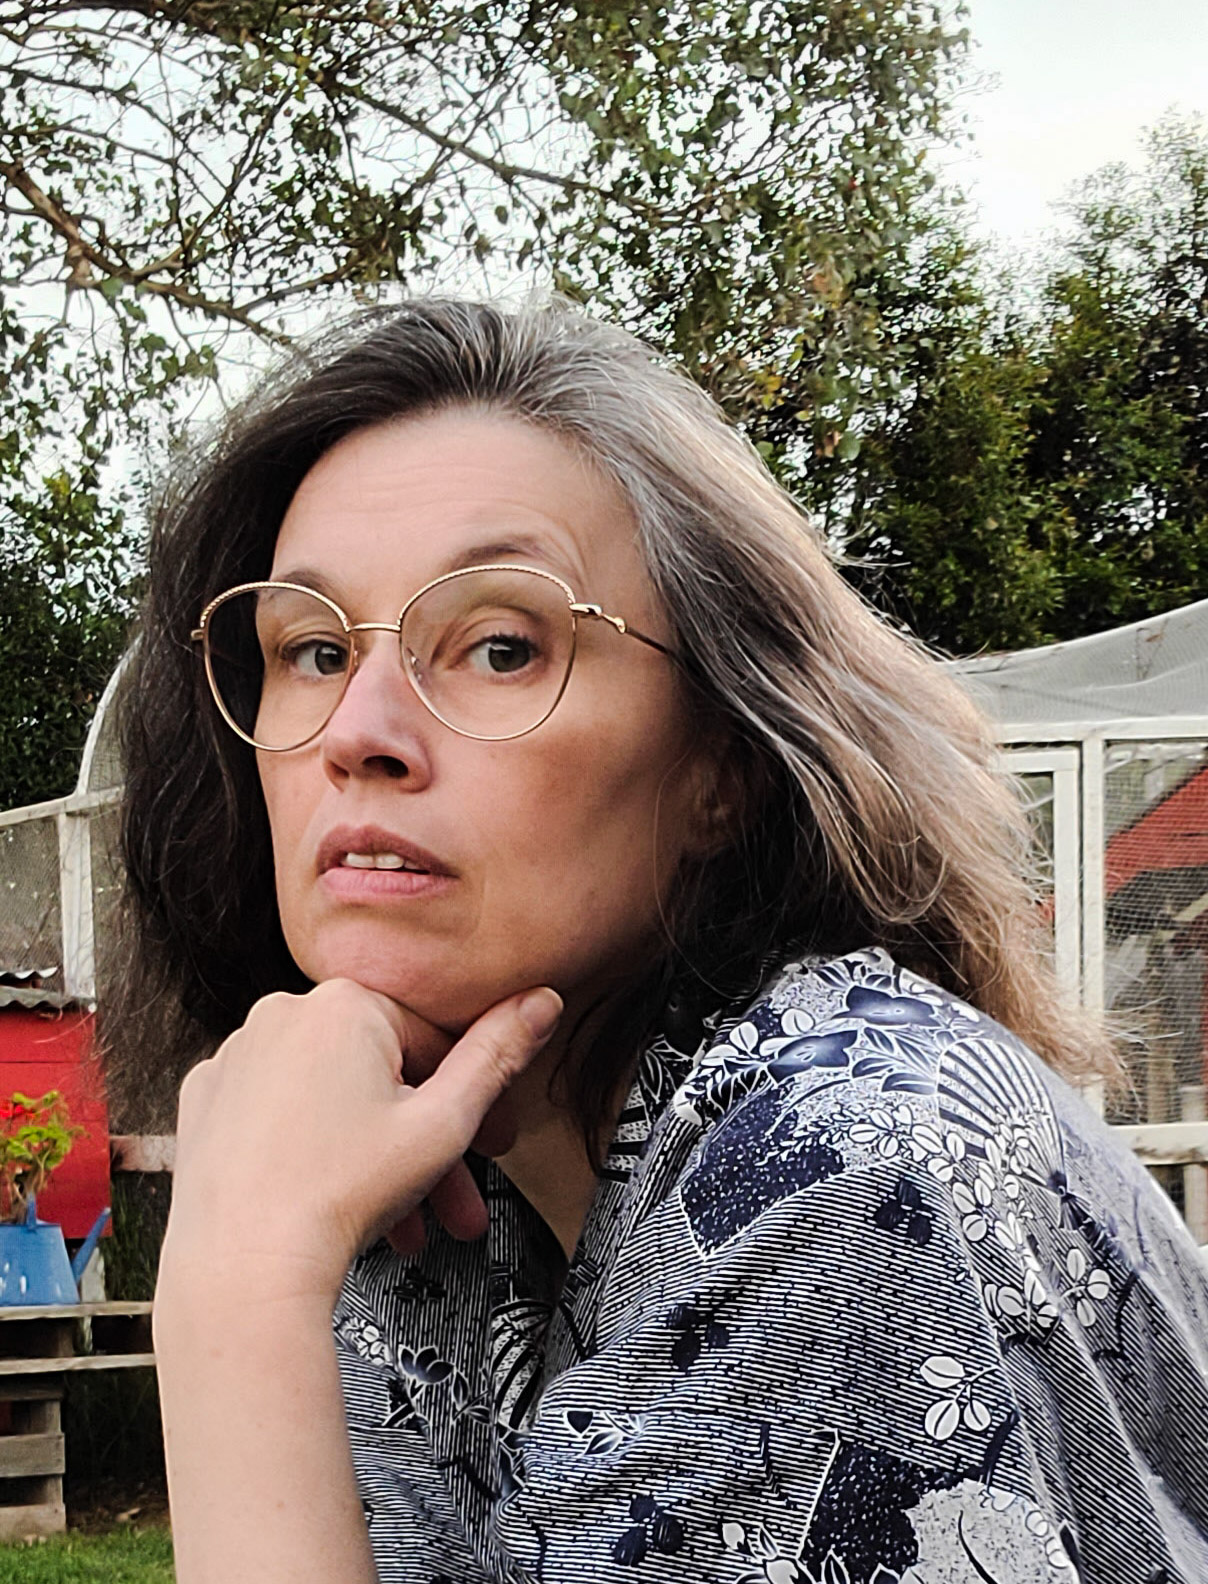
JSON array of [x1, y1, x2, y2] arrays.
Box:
[[273, 535, 579, 601], [440, 535, 571, 577]]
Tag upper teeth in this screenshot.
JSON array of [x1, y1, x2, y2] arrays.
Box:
[[342, 852, 422, 871]]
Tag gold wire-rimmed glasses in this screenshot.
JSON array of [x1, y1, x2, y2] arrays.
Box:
[[191, 562, 678, 750]]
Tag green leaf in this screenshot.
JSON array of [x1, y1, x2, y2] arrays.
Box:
[[836, 430, 862, 461]]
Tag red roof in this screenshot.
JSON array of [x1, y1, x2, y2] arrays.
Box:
[[1105, 766, 1208, 896]]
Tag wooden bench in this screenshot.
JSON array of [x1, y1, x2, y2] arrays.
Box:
[[0, 1301, 154, 1539]]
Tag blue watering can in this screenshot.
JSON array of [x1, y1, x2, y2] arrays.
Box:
[[0, 1199, 111, 1305]]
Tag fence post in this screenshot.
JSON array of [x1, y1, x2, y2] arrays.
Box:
[[57, 811, 94, 1004], [1180, 1084, 1208, 1244], [1080, 735, 1106, 1116]]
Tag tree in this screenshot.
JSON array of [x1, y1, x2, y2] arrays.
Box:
[[0, 0, 970, 801], [1030, 115, 1208, 634], [836, 114, 1208, 655], [0, 273, 138, 804]]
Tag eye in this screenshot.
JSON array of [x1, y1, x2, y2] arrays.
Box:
[[281, 637, 349, 679], [468, 632, 539, 675]]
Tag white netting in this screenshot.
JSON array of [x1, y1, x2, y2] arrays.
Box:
[[78, 657, 128, 797], [82, 708, 125, 797], [954, 597, 1208, 1147], [957, 598, 1208, 728], [0, 812, 63, 980]]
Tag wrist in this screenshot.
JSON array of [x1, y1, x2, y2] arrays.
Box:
[[156, 1234, 349, 1317]]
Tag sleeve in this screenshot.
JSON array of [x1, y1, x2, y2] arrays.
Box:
[[493, 1010, 1206, 1584]]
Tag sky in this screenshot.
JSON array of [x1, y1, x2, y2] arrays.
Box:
[[953, 0, 1208, 247]]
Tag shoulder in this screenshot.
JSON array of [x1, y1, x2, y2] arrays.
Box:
[[669, 945, 1043, 1137], [647, 947, 1195, 1285]]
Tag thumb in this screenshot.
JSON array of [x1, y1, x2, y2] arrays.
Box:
[[406, 987, 562, 1161]]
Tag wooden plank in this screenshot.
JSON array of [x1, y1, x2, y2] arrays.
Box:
[[1112, 1121, 1208, 1166], [0, 1354, 156, 1375], [0, 1379, 60, 1403], [17, 1400, 59, 1436], [0, 1433, 64, 1478], [0, 1501, 65, 1540], [0, 1302, 153, 1322]]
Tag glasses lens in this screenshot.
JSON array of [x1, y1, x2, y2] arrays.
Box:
[[402, 568, 573, 739], [205, 586, 350, 749]]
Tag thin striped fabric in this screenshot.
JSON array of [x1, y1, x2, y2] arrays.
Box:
[[334, 948, 1208, 1583]]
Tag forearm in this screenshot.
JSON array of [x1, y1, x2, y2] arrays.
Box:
[[154, 1262, 376, 1584]]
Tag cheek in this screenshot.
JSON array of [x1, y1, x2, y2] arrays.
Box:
[[477, 690, 694, 916], [257, 758, 318, 910]]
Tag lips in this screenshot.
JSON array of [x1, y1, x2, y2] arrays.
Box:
[[317, 825, 456, 879]]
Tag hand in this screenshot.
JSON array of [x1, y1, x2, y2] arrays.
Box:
[[384, 1002, 527, 1258], [158, 978, 563, 1304]]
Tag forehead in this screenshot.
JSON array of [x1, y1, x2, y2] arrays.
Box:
[[270, 409, 645, 601]]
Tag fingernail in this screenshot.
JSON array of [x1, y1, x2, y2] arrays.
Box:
[[518, 987, 562, 1040]]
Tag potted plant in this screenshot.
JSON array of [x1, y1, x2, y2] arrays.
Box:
[[0, 1090, 105, 1305]]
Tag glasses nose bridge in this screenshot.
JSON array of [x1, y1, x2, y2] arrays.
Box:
[[348, 618, 404, 636], [340, 616, 410, 688]]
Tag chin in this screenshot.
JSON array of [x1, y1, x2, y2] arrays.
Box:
[[295, 933, 518, 1035]]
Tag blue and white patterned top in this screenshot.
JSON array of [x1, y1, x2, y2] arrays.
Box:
[[334, 948, 1208, 1583]]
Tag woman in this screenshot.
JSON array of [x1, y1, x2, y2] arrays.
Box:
[[112, 298, 1208, 1584]]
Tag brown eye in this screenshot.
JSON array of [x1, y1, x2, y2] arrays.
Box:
[[283, 638, 350, 678], [470, 634, 539, 675]]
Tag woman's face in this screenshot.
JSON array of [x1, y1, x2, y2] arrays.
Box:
[[259, 409, 713, 1033]]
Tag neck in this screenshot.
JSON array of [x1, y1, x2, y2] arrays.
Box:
[[491, 1017, 635, 1263]]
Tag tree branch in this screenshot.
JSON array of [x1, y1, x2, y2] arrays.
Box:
[[0, 155, 290, 340]]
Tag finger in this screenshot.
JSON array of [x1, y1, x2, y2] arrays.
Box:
[[425, 1159, 489, 1242], [354, 987, 454, 1080], [386, 1208, 426, 1257], [468, 1089, 518, 1159], [395, 988, 562, 1186]]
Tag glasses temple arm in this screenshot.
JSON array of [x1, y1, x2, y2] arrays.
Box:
[[569, 602, 680, 662], [625, 625, 680, 660]]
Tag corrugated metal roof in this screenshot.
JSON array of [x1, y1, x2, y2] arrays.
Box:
[[0, 967, 81, 1011], [0, 968, 58, 988], [0, 985, 80, 1011]]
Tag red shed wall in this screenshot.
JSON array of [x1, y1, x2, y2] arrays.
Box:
[[0, 1009, 111, 1238]]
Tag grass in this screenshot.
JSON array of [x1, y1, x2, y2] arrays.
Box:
[[0, 1175, 176, 1580], [0, 1527, 173, 1582]]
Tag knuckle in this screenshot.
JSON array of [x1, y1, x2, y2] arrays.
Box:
[[313, 976, 359, 1001], [311, 978, 371, 1017], [245, 989, 296, 1027], [175, 1057, 212, 1118]]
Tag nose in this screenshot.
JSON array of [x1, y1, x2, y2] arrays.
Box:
[[319, 631, 434, 789]]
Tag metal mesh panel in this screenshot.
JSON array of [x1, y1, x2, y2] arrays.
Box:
[[0, 813, 63, 977], [90, 805, 122, 945], [1013, 771, 1057, 967], [90, 803, 124, 1008], [82, 689, 126, 795], [1102, 740, 1208, 1128]]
